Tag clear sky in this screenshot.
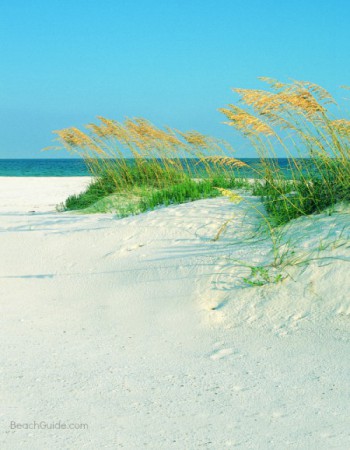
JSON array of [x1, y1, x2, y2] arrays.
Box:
[[0, 0, 349, 158]]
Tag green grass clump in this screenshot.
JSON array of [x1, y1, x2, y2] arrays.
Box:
[[249, 158, 350, 225], [220, 78, 350, 225], [53, 116, 250, 215], [60, 164, 248, 215], [138, 179, 222, 211], [62, 163, 188, 211], [63, 174, 117, 210]]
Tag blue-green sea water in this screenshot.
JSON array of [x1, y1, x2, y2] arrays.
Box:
[[0, 159, 90, 177], [0, 158, 296, 177]]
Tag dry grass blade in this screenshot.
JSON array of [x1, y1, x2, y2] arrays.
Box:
[[219, 105, 274, 136], [200, 156, 248, 168]]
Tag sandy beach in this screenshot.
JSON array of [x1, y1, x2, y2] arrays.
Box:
[[1, 177, 350, 449]]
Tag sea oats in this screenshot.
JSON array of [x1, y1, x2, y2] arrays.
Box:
[[330, 119, 350, 137], [221, 77, 350, 225], [219, 105, 274, 136], [200, 156, 248, 168], [258, 77, 287, 91], [293, 80, 336, 105], [181, 131, 209, 147], [277, 89, 325, 117], [97, 117, 131, 144], [86, 123, 108, 138], [233, 88, 277, 116]]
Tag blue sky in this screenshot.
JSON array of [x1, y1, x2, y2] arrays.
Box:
[[0, 0, 349, 158]]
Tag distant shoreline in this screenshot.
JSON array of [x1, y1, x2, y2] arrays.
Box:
[[0, 157, 302, 177]]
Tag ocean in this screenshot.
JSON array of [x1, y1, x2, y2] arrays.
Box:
[[0, 158, 298, 178], [0, 159, 90, 177]]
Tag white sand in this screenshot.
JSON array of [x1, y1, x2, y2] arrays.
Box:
[[1, 177, 349, 449], [0, 177, 92, 212]]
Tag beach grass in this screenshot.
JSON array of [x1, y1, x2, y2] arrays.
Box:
[[220, 78, 350, 225], [54, 80, 349, 223], [60, 166, 250, 215], [53, 118, 249, 214]]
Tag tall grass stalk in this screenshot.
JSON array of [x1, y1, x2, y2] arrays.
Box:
[[52, 117, 249, 213], [220, 78, 350, 225]]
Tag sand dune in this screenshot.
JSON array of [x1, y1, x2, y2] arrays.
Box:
[[1, 177, 349, 449]]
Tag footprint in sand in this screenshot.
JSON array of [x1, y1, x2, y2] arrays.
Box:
[[210, 348, 233, 361], [273, 312, 309, 336], [126, 243, 145, 252]]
